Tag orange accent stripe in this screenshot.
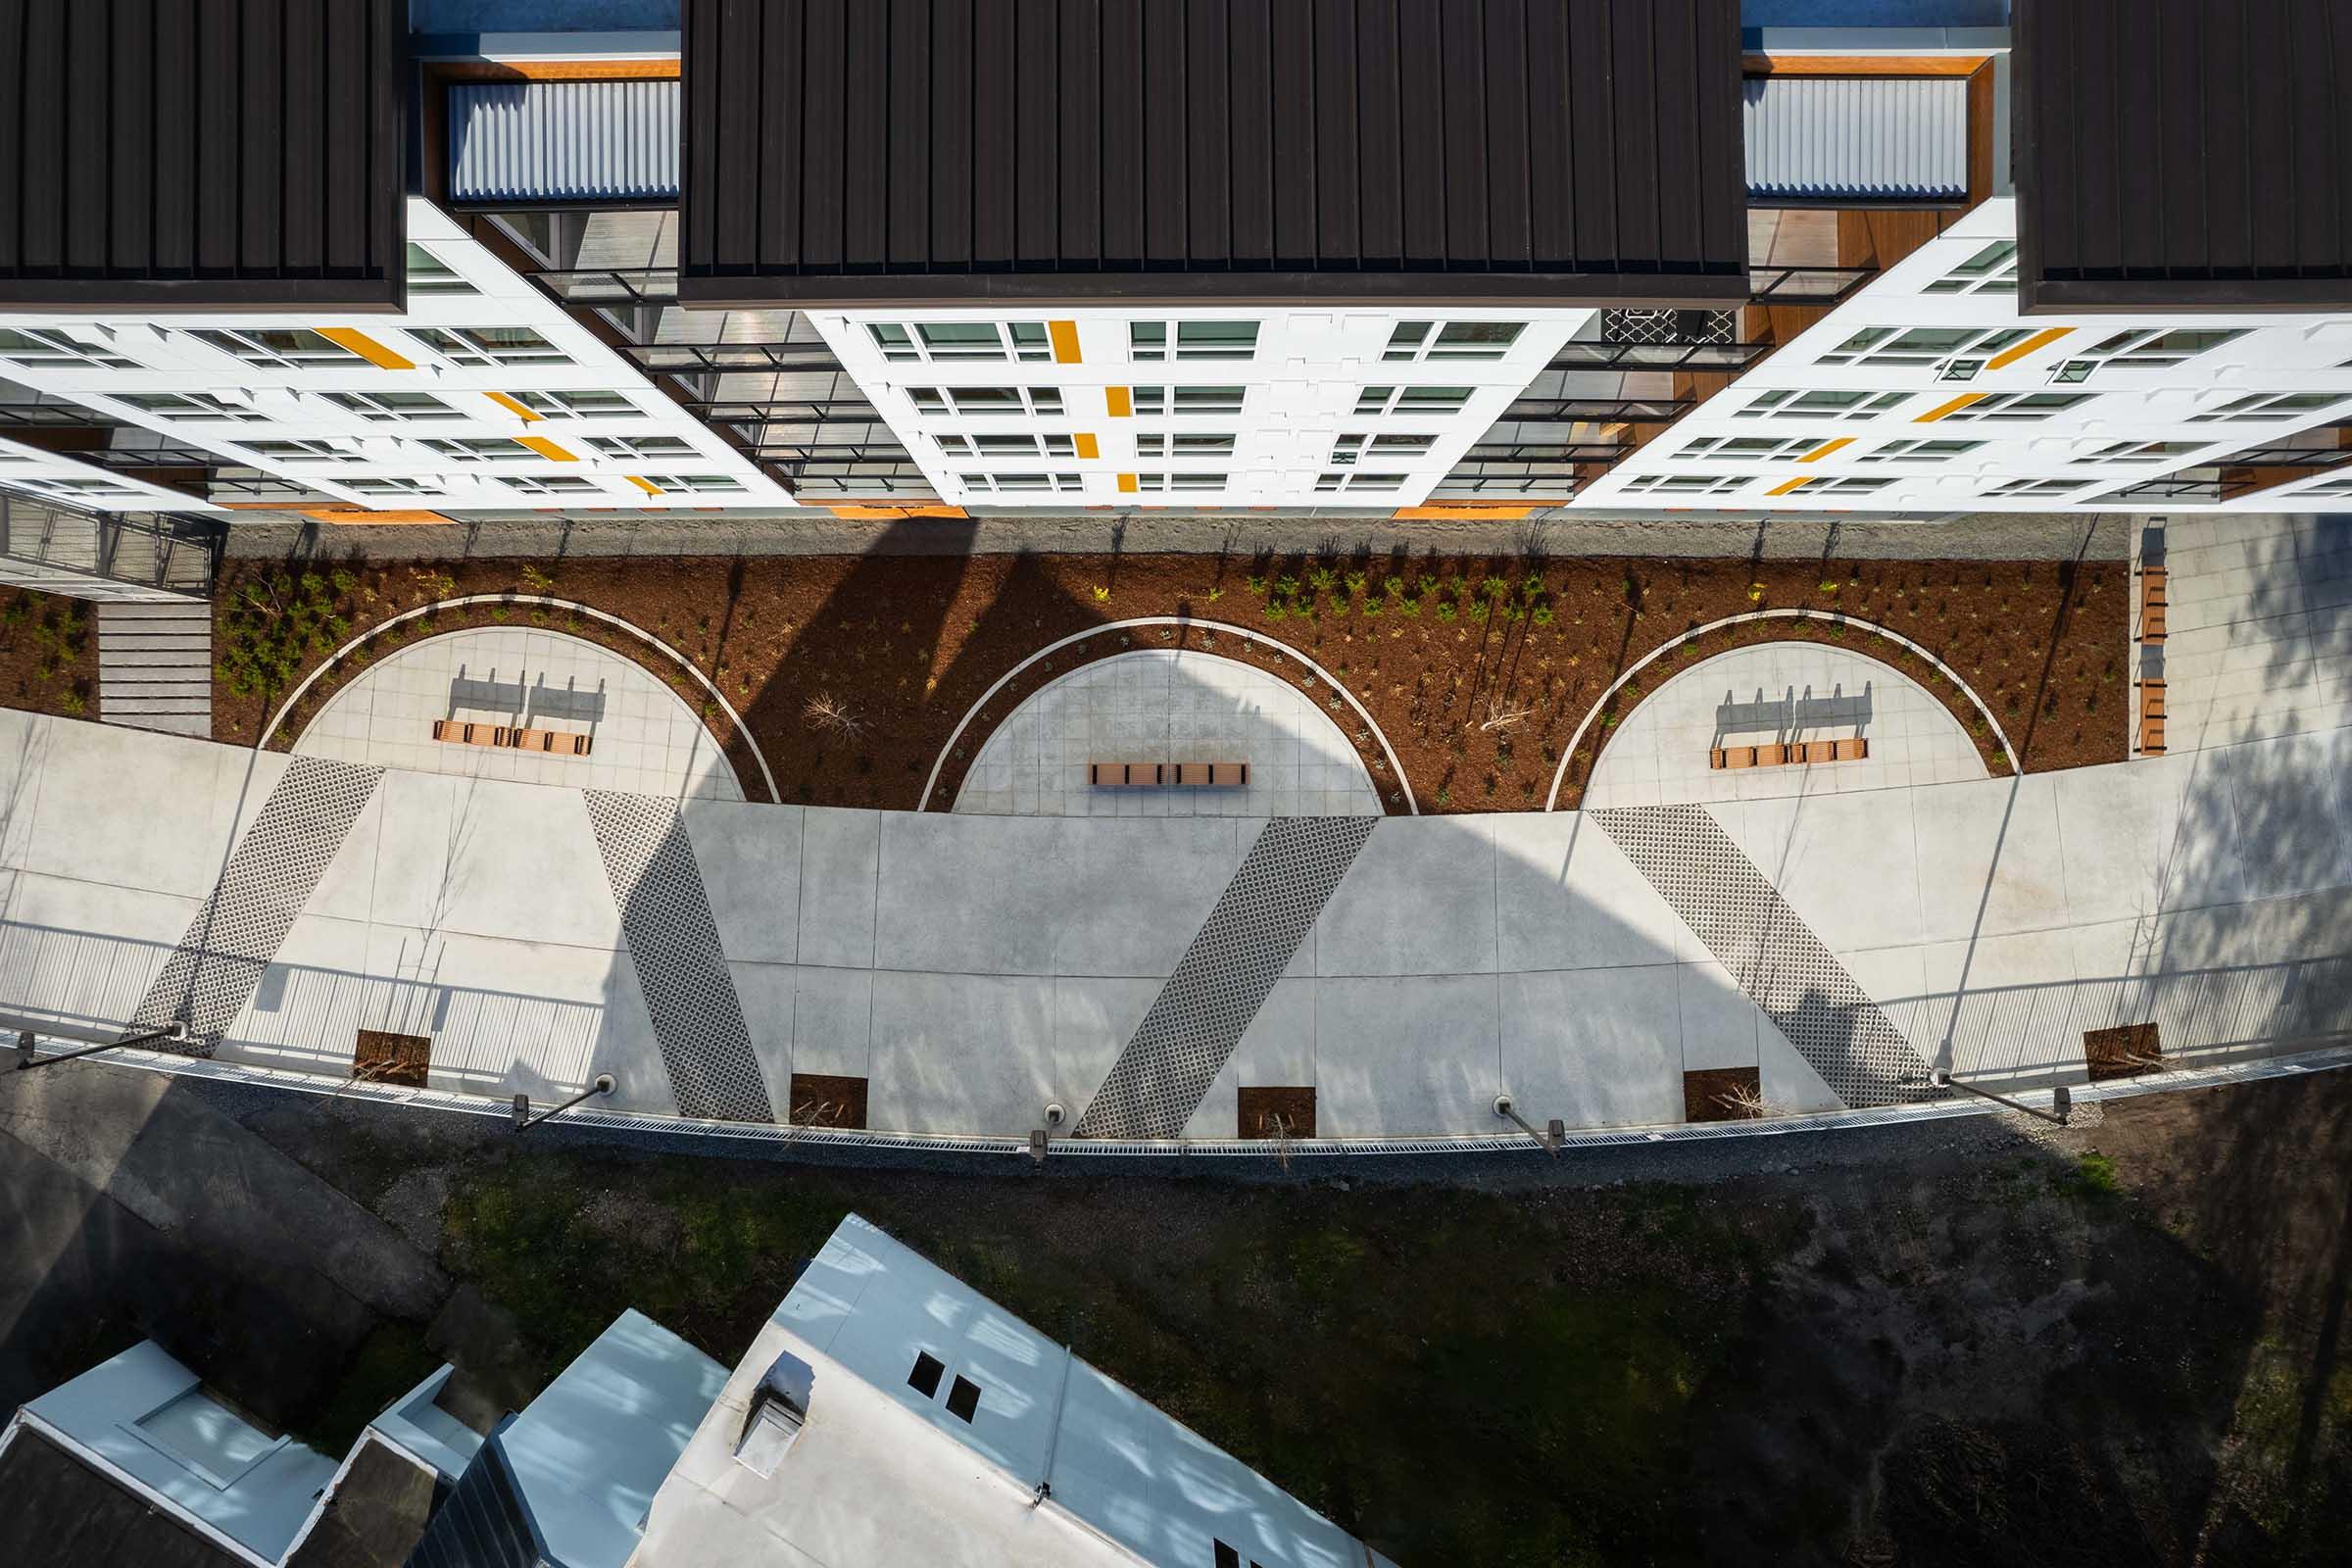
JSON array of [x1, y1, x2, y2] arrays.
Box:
[[827, 504, 967, 518], [1984, 325, 2074, 371], [483, 391, 543, 422], [1049, 320, 1081, 364], [624, 475, 662, 494], [1742, 53, 1988, 76], [1105, 386, 1132, 417], [1915, 393, 1985, 423], [1799, 437, 1853, 463], [514, 436, 577, 462], [304, 508, 454, 525], [317, 327, 413, 369], [1392, 504, 1549, 519], [1116, 472, 1138, 493], [432, 59, 681, 81], [1074, 432, 1101, 460], [1767, 477, 1812, 496]]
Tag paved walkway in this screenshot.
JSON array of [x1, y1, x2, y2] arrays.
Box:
[[0, 705, 2343, 1144], [293, 627, 743, 802], [2146, 516, 2352, 754], [1584, 643, 1988, 808], [954, 651, 1380, 818]]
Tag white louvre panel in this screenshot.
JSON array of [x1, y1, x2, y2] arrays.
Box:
[[448, 79, 680, 204], [1743, 75, 1969, 202]]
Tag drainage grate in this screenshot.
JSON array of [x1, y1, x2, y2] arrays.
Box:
[[1591, 804, 1936, 1108], [583, 792, 775, 1123], [125, 757, 382, 1051], [1074, 816, 1375, 1140]]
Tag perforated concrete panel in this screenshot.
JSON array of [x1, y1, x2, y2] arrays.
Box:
[[125, 757, 382, 1051], [1074, 815, 1375, 1140], [1591, 804, 1937, 1108], [584, 792, 775, 1123]]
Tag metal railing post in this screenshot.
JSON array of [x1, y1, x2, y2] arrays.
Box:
[[16, 1020, 189, 1070], [513, 1074, 615, 1132]]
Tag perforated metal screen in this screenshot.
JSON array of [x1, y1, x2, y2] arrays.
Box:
[[584, 792, 775, 1123], [125, 757, 382, 1052], [1592, 804, 1937, 1108], [1075, 815, 1375, 1140]]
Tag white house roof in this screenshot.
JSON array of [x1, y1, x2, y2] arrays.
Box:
[[638, 1214, 1399, 1568]]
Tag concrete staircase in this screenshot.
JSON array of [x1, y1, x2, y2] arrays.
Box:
[[98, 600, 213, 737]]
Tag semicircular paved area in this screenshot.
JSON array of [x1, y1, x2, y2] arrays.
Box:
[[1584, 642, 1988, 808], [954, 648, 1380, 817], [294, 625, 743, 802]]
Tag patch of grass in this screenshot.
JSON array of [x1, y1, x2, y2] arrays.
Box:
[[2066, 1152, 2121, 1199], [288, 1319, 440, 1457]]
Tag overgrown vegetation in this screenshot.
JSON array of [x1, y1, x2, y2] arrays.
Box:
[[0, 591, 92, 715], [216, 567, 362, 702]]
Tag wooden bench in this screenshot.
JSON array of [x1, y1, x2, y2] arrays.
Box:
[[430, 719, 509, 747], [1711, 737, 1868, 770], [1174, 762, 1249, 787], [2140, 565, 2168, 644], [1089, 761, 1161, 786], [507, 727, 593, 758], [2138, 679, 2166, 755], [1090, 760, 1250, 787]]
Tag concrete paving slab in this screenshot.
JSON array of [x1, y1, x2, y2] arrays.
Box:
[[1229, 977, 1318, 1087], [1500, 967, 1684, 1129], [867, 972, 1058, 1136], [216, 911, 378, 1077], [19, 725, 270, 900], [1677, 959, 1762, 1072], [874, 813, 1074, 977], [1493, 813, 1690, 972], [2208, 731, 2352, 900], [1051, 977, 1159, 1112], [1720, 790, 1927, 954], [789, 966, 874, 1079], [1908, 774, 2072, 944], [0, 874, 192, 1032], [1312, 974, 1497, 1136], [433, 783, 620, 951], [1045, 817, 1249, 977], [728, 959, 797, 1117], [1916, 932, 2087, 1087], [684, 801, 804, 965], [1315, 817, 1498, 977], [796, 809, 879, 969]]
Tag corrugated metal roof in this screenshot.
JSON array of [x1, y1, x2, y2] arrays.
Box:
[[0, 0, 406, 310], [449, 80, 679, 206], [678, 0, 1751, 308], [1743, 75, 1968, 202]]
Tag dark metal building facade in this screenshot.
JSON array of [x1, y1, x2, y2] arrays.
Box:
[[680, 0, 1750, 308], [2015, 0, 2352, 312], [0, 0, 407, 311]]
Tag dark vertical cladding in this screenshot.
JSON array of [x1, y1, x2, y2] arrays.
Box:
[[2016, 0, 2352, 311], [0, 0, 404, 310], [679, 0, 1749, 305]]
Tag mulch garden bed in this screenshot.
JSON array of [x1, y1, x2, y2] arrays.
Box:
[[216, 550, 2126, 814], [0, 588, 96, 721]]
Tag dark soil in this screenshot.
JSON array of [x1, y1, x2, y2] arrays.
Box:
[[1684, 1066, 1764, 1123], [0, 589, 95, 720], [786, 1072, 869, 1130], [217, 550, 2128, 814], [1237, 1084, 1318, 1139]]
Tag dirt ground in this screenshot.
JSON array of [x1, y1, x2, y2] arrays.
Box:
[[135, 1068, 2342, 1568], [216, 549, 2127, 814]]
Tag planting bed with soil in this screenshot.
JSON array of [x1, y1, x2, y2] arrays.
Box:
[[0, 589, 95, 721], [217, 550, 2126, 812]]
